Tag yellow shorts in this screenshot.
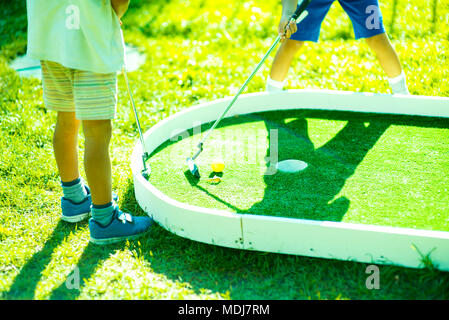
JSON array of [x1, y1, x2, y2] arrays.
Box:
[[40, 60, 117, 120]]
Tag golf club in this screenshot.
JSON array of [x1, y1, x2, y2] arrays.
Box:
[[123, 67, 151, 179], [186, 0, 311, 179]]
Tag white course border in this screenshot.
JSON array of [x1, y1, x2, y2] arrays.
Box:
[[131, 89, 449, 271]]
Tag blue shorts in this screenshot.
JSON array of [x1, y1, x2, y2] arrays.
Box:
[[291, 0, 386, 42]]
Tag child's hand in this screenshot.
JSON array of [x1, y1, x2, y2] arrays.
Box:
[[279, 0, 299, 41], [278, 16, 297, 41]]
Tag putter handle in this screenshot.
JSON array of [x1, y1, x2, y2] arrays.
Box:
[[291, 0, 312, 21]]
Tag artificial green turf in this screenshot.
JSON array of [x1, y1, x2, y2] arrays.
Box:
[[148, 110, 449, 232], [1, 0, 449, 300]]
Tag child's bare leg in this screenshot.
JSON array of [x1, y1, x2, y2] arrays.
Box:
[[53, 111, 81, 182], [271, 40, 304, 81], [365, 33, 409, 94], [267, 39, 304, 91], [82, 119, 112, 206], [365, 33, 402, 77]]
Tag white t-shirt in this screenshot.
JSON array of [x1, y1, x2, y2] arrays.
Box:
[[26, 0, 125, 73]]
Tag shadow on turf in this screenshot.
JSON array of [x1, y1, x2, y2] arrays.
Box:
[[4, 220, 71, 299], [246, 110, 389, 221], [184, 170, 243, 211], [180, 109, 449, 221], [139, 111, 449, 299], [46, 184, 152, 299], [138, 214, 449, 299], [4, 219, 123, 300], [244, 109, 449, 222], [47, 242, 123, 300]]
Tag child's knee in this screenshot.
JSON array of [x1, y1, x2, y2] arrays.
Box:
[[56, 112, 79, 132], [82, 120, 112, 141], [54, 113, 80, 145]]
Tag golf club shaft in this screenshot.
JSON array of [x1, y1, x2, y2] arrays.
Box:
[[123, 67, 150, 177], [189, 0, 311, 162], [192, 35, 281, 160], [123, 67, 147, 156]]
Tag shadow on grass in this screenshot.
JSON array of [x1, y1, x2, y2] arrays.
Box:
[[183, 170, 243, 212], [4, 220, 72, 299], [247, 110, 389, 220], [175, 109, 449, 220], [48, 185, 149, 299], [48, 242, 123, 300], [4, 218, 122, 300], [141, 215, 449, 299], [432, 0, 439, 33], [0, 0, 27, 60], [389, 0, 399, 35]]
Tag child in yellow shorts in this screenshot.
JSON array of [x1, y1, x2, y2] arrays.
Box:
[[26, 0, 152, 245]]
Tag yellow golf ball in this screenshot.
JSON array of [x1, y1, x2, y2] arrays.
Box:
[[211, 161, 225, 172]]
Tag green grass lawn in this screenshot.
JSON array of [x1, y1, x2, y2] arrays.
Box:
[[149, 110, 449, 232], [1, 0, 449, 300]]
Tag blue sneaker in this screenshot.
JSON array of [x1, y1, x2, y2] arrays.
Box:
[[61, 186, 92, 223], [61, 186, 119, 223], [89, 206, 153, 245]]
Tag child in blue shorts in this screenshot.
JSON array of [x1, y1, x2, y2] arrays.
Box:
[[267, 0, 409, 95]]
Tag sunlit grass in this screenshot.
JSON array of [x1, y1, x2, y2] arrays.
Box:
[[1, 0, 448, 300]]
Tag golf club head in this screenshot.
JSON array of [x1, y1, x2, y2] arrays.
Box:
[[186, 157, 200, 179], [141, 153, 151, 180], [142, 167, 151, 180]]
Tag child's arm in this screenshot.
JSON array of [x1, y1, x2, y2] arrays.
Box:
[[279, 0, 298, 40], [111, 0, 130, 19]]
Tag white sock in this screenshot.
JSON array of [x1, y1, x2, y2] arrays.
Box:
[[388, 70, 409, 95], [266, 76, 285, 92]]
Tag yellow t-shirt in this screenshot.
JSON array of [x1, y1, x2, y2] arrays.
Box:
[[26, 0, 124, 73]]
